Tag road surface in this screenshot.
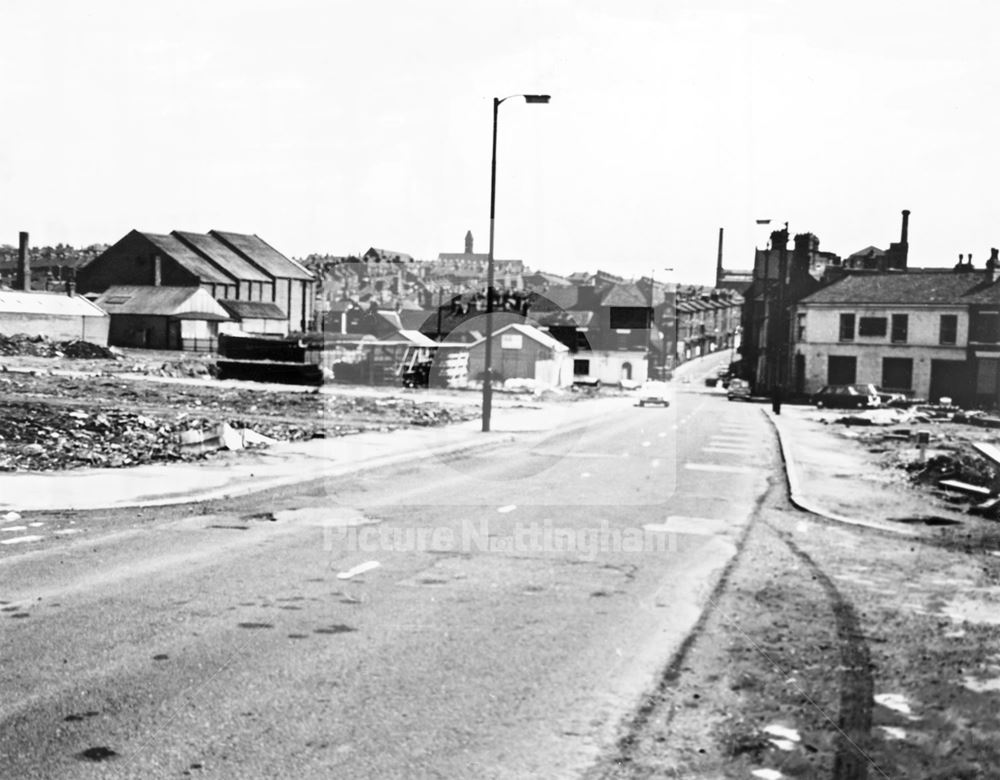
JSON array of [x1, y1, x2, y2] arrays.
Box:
[[0, 379, 776, 778]]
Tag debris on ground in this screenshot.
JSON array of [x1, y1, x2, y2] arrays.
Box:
[[0, 370, 479, 472], [0, 333, 118, 360]]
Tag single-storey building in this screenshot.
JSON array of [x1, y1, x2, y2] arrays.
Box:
[[218, 300, 288, 336], [93, 285, 231, 352], [466, 323, 572, 387], [0, 290, 109, 343]]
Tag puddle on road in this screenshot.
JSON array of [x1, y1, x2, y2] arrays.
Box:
[[236, 622, 274, 630], [314, 624, 356, 635]]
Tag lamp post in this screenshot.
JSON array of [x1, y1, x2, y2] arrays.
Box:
[[481, 93, 550, 432]]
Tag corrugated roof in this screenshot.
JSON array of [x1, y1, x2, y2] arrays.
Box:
[[94, 285, 231, 318], [210, 231, 314, 281], [139, 232, 234, 285], [0, 291, 107, 317], [218, 299, 287, 320], [172, 232, 270, 283], [801, 271, 990, 306], [395, 329, 438, 347]]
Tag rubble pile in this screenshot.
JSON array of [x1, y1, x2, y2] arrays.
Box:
[[0, 371, 479, 471], [0, 402, 192, 471], [0, 333, 117, 360]]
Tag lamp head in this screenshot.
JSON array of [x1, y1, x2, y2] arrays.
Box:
[[523, 94, 551, 104]]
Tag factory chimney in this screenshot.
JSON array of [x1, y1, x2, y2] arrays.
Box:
[[716, 227, 724, 286], [16, 232, 30, 291]]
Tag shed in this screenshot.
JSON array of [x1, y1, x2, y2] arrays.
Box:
[[218, 299, 288, 336], [94, 285, 231, 352], [0, 291, 109, 344], [466, 323, 572, 387]]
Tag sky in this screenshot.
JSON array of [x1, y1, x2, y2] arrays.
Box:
[[2, 0, 999, 285]]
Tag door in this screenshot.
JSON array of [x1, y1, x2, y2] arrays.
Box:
[[930, 359, 971, 405]]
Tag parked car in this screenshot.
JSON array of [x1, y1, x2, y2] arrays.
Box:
[[637, 381, 671, 407], [726, 378, 751, 401], [811, 384, 882, 409]]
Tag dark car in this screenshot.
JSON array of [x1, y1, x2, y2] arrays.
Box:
[[811, 384, 882, 409], [726, 378, 751, 401]]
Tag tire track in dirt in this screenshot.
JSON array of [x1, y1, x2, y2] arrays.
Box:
[[769, 528, 879, 780]]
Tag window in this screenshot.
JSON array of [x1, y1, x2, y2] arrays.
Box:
[[940, 314, 958, 345], [839, 313, 855, 342], [828, 355, 857, 385], [609, 307, 648, 330], [882, 357, 913, 391], [973, 311, 1000, 343], [858, 317, 887, 337], [796, 313, 806, 341], [891, 314, 909, 343], [573, 359, 590, 375]]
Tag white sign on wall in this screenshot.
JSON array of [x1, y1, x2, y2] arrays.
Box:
[[501, 334, 523, 350]]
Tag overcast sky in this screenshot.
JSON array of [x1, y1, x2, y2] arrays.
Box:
[[2, 1, 998, 284]]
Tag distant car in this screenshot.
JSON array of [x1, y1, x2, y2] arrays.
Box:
[[875, 388, 910, 407], [726, 378, 751, 401], [637, 381, 671, 407], [811, 384, 882, 409]]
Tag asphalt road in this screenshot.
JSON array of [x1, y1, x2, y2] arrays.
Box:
[[0, 380, 775, 779]]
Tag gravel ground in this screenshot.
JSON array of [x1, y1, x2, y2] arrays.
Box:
[[593, 411, 1000, 779], [0, 354, 480, 471]]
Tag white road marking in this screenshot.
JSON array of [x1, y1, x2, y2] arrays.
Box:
[[54, 529, 82, 536], [644, 516, 726, 534], [336, 561, 381, 580], [497, 505, 517, 513], [702, 447, 754, 455], [710, 435, 750, 442], [1, 526, 28, 533], [685, 463, 756, 474], [0, 535, 44, 545], [27, 522, 44, 528]]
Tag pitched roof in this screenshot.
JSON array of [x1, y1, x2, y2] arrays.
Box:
[[398, 309, 433, 331], [94, 285, 231, 319], [210, 231, 314, 281], [217, 299, 287, 320], [172, 231, 270, 283], [139, 232, 234, 285], [600, 283, 649, 307], [532, 285, 581, 311], [847, 245, 886, 259], [0, 291, 107, 317], [469, 322, 568, 352], [801, 271, 991, 306]]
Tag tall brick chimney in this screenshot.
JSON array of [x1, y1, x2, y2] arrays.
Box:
[[988, 248, 999, 284], [16, 231, 30, 291], [900, 209, 910, 245], [465, 230, 473, 254], [716, 227, 724, 286]]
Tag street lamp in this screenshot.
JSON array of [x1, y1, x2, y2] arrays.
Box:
[[481, 93, 550, 432]]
